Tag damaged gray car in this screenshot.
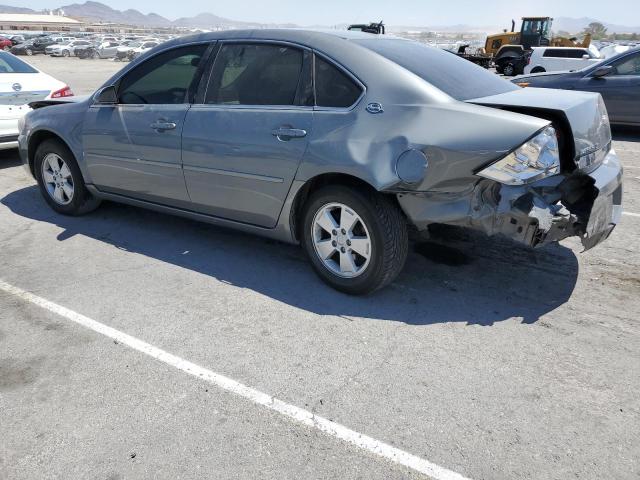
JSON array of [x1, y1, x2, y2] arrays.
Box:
[[18, 30, 623, 294]]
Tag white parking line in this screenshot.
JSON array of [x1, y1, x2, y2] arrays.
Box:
[[623, 211, 640, 218], [0, 279, 470, 480]]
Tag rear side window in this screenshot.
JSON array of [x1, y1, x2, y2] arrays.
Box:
[[315, 56, 362, 108], [206, 43, 304, 106], [543, 49, 566, 58], [354, 38, 518, 101], [118, 44, 207, 104]]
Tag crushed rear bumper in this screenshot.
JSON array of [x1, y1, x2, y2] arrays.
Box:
[[398, 149, 623, 251]]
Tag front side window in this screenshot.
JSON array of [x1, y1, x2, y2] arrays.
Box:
[[314, 56, 362, 108], [118, 44, 207, 105], [205, 43, 303, 106], [565, 49, 587, 59], [612, 53, 640, 76]]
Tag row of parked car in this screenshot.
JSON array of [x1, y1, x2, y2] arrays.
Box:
[[2, 33, 162, 61], [495, 42, 639, 77]]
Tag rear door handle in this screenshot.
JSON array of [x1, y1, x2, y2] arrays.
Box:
[[272, 127, 307, 140], [150, 121, 177, 131]]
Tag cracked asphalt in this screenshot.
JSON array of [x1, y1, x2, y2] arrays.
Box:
[[0, 55, 639, 480]]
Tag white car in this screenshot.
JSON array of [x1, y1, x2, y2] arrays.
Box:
[[0, 52, 72, 150], [524, 46, 602, 74], [45, 40, 92, 57]]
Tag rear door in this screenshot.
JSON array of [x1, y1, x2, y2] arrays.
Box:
[[82, 43, 210, 206], [181, 42, 314, 227], [578, 51, 640, 124]]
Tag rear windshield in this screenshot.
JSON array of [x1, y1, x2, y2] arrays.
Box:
[[0, 52, 37, 73], [353, 38, 519, 101]]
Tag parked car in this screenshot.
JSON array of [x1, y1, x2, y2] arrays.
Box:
[[5, 34, 26, 46], [45, 39, 92, 57], [513, 47, 640, 126], [495, 51, 531, 76], [93, 41, 123, 59], [10, 37, 57, 56], [0, 51, 71, 150], [127, 41, 160, 60], [19, 30, 623, 294], [0, 36, 12, 51], [525, 46, 602, 74], [599, 44, 634, 59]]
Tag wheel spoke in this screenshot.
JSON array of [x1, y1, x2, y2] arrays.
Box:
[[59, 163, 71, 179], [316, 209, 338, 234], [349, 237, 370, 259], [315, 239, 336, 260], [47, 155, 60, 173], [340, 208, 358, 233], [62, 182, 74, 200], [53, 185, 65, 203], [42, 171, 55, 184], [339, 251, 357, 274]]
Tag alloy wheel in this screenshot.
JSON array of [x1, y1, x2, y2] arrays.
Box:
[[41, 153, 74, 205], [311, 202, 372, 278]]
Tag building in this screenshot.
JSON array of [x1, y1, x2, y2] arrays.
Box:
[[0, 13, 83, 32]]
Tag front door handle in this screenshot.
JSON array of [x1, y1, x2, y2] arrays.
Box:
[[150, 121, 177, 131], [272, 127, 307, 141]]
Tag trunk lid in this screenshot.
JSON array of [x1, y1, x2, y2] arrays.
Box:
[[0, 73, 51, 107], [468, 87, 611, 171]]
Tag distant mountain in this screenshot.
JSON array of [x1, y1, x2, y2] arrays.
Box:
[[172, 12, 255, 28], [554, 17, 640, 34], [0, 5, 37, 13], [58, 1, 171, 26]]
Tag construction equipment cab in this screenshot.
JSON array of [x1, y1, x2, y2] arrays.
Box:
[[485, 17, 552, 56]]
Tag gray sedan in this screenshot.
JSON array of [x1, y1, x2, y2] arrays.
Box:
[[18, 30, 623, 294], [513, 47, 640, 126]]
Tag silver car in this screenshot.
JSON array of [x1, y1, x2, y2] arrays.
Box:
[[18, 30, 623, 294]]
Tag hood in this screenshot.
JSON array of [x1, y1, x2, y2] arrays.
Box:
[[468, 87, 611, 170]]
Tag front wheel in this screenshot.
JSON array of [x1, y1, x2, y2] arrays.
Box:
[[531, 67, 546, 74], [34, 140, 101, 216], [301, 186, 408, 295], [26, 49, 33, 56]]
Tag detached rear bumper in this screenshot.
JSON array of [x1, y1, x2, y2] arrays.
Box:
[[398, 149, 623, 251]]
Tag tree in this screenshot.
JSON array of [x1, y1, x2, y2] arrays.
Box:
[[583, 22, 608, 40]]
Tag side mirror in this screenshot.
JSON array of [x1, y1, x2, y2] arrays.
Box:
[[582, 54, 590, 60], [95, 85, 117, 104], [592, 65, 614, 78]]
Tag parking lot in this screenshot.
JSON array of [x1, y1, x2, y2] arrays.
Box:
[[1, 55, 639, 480]]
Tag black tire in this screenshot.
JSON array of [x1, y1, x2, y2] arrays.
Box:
[[503, 63, 515, 76], [301, 185, 408, 295], [34, 139, 101, 216], [62, 49, 70, 57], [531, 67, 546, 73], [26, 49, 33, 56]]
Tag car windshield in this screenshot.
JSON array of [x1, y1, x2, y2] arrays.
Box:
[[353, 38, 520, 101], [0, 52, 38, 73]]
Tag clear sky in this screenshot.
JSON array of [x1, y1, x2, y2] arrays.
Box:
[[7, 0, 640, 26]]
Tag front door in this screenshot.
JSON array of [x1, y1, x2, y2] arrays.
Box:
[[182, 42, 313, 228], [82, 43, 209, 207]]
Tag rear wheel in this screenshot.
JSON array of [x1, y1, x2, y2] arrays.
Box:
[[301, 185, 408, 295], [34, 140, 101, 216], [503, 63, 516, 76]]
